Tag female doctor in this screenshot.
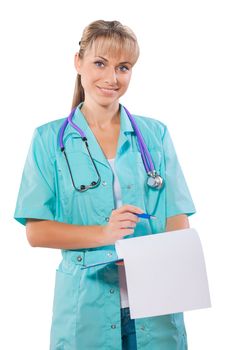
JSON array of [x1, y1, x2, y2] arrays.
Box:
[[14, 20, 196, 350]]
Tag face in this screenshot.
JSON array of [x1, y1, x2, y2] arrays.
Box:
[[74, 42, 133, 107]]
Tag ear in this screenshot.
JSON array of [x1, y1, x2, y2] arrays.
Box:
[[74, 52, 82, 73]]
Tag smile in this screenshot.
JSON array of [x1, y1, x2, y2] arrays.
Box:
[[97, 86, 119, 93]]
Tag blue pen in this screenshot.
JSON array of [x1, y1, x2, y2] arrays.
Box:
[[135, 213, 157, 220]]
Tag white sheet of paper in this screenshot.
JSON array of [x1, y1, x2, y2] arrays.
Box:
[[115, 228, 211, 319]]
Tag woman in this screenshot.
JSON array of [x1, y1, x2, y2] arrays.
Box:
[[14, 20, 196, 350]]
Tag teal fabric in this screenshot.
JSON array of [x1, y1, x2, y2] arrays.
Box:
[[14, 103, 195, 349]]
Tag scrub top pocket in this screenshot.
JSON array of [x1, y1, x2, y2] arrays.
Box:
[[59, 150, 99, 195], [50, 266, 83, 350]]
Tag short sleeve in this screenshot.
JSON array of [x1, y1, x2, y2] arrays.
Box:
[[14, 128, 56, 226], [162, 126, 196, 218]]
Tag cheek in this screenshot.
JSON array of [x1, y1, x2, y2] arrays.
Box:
[[81, 70, 102, 89], [120, 74, 132, 90]]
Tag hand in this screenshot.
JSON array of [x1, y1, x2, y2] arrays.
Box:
[[100, 204, 144, 246]]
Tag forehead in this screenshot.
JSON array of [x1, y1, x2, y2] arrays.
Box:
[[84, 37, 137, 64]]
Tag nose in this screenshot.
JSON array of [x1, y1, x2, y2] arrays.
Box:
[[104, 66, 117, 85]]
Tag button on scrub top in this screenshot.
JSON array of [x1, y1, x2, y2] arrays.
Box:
[[108, 157, 129, 309]]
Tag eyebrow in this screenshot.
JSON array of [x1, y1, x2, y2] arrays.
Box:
[[95, 56, 132, 66]]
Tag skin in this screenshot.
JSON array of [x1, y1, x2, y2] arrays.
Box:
[[26, 40, 190, 254], [74, 43, 133, 128]]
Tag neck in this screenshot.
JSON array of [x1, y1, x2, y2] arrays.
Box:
[[80, 100, 120, 129]]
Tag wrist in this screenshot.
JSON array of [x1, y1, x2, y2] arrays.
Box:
[[95, 225, 106, 246]]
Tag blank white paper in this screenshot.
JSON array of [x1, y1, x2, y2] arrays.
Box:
[[115, 228, 211, 319]]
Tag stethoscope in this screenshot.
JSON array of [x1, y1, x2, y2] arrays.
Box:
[[59, 105, 164, 192]]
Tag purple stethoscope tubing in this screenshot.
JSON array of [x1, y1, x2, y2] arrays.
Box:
[[59, 105, 164, 190], [123, 106, 154, 174]]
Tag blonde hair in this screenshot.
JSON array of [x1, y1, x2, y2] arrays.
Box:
[[71, 20, 140, 110]]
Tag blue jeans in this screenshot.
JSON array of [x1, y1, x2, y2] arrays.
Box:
[[121, 307, 137, 350]]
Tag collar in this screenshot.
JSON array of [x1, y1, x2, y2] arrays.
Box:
[[62, 102, 134, 168]]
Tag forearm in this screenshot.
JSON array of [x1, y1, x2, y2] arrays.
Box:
[[26, 219, 105, 249], [165, 214, 189, 232], [26, 213, 189, 249]]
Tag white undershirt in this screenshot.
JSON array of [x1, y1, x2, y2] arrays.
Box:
[[107, 158, 129, 309]]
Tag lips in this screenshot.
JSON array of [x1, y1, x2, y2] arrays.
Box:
[[97, 86, 119, 96], [97, 86, 118, 91]]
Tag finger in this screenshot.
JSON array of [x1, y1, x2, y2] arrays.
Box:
[[117, 212, 140, 223], [120, 228, 135, 237], [113, 221, 137, 230], [119, 220, 137, 228], [114, 205, 144, 215], [110, 213, 139, 224]]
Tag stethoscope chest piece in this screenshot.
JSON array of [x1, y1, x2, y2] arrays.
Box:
[[147, 171, 164, 189]]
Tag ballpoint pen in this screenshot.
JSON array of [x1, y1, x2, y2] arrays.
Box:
[[135, 213, 157, 220], [82, 213, 157, 269]]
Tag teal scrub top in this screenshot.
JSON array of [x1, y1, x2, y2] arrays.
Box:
[[14, 103, 196, 350]]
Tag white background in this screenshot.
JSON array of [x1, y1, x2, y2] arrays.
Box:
[[1, 0, 232, 349]]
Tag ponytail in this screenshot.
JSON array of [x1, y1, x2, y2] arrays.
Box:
[[71, 73, 85, 110]]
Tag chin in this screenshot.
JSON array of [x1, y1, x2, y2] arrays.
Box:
[[94, 96, 120, 107]]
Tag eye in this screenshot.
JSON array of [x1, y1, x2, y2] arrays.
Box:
[[118, 65, 130, 72], [94, 61, 105, 68]]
